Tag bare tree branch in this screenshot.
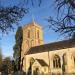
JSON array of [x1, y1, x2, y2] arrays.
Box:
[[48, 0, 75, 38]]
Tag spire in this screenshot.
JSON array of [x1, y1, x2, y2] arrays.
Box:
[[31, 14, 35, 25], [32, 14, 35, 22]]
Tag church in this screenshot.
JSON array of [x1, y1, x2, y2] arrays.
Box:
[[21, 22, 75, 75]]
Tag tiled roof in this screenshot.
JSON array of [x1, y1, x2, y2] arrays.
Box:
[[36, 59, 48, 66], [26, 39, 75, 55]]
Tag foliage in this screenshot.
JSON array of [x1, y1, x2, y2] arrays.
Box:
[[1, 63, 8, 75], [48, 0, 75, 37], [0, 6, 27, 33], [6, 57, 13, 73], [13, 26, 23, 71], [3, 57, 13, 73], [12, 60, 17, 72], [14, 71, 26, 75], [0, 57, 13, 74]]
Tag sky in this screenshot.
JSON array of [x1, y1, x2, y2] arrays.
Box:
[[0, 0, 65, 58]]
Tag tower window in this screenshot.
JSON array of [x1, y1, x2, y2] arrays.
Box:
[[28, 30, 30, 38], [37, 30, 39, 38], [74, 57, 75, 65], [26, 40, 29, 47]]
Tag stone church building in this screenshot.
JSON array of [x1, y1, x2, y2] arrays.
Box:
[[21, 22, 75, 75]]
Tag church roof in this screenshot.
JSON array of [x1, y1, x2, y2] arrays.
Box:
[[35, 59, 48, 66], [26, 39, 75, 55]]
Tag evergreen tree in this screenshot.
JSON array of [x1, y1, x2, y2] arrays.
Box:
[[13, 26, 23, 71]]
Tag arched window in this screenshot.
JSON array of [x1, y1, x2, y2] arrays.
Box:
[[37, 30, 39, 38], [74, 57, 75, 65], [31, 40, 34, 46], [71, 52, 75, 65], [28, 30, 30, 38], [53, 54, 61, 68]]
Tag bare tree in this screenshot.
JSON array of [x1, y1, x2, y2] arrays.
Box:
[[48, 0, 75, 38]]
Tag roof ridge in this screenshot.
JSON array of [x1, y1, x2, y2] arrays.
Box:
[[26, 39, 75, 55], [30, 39, 73, 49]]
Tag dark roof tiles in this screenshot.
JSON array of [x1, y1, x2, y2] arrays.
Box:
[[35, 59, 48, 66], [26, 39, 75, 55]]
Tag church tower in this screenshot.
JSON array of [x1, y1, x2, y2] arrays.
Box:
[[21, 22, 43, 58]]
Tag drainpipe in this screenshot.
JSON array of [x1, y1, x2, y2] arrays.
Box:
[[62, 53, 66, 75], [48, 51, 51, 75]]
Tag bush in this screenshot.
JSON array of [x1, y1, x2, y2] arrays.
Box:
[[14, 71, 26, 75]]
